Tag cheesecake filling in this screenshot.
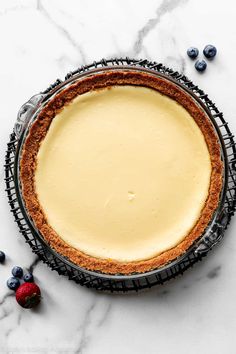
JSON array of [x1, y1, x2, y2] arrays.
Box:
[[35, 85, 211, 262]]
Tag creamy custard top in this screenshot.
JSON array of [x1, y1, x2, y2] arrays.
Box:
[[35, 85, 211, 262]]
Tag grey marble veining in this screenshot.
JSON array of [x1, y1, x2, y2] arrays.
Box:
[[37, 0, 87, 64], [133, 0, 189, 56], [0, 0, 236, 353]]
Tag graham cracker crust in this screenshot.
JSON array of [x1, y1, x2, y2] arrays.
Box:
[[20, 70, 223, 274]]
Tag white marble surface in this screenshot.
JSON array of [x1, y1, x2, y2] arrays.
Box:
[[0, 0, 236, 353]]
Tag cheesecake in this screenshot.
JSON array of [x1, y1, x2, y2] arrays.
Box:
[[20, 70, 223, 274]]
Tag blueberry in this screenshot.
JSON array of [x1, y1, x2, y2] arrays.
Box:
[[0, 251, 5, 263], [203, 45, 217, 59], [195, 60, 207, 72], [7, 277, 20, 291], [12, 266, 23, 278], [23, 273, 34, 283], [187, 47, 199, 59]]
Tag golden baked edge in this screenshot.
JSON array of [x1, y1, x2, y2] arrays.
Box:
[[20, 70, 223, 275]]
